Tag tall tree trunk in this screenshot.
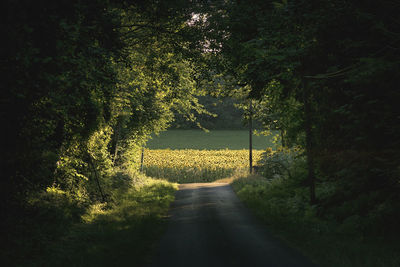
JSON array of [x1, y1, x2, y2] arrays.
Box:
[[303, 82, 317, 204]]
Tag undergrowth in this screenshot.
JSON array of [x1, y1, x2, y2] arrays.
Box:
[[1, 174, 177, 267], [231, 174, 400, 267]]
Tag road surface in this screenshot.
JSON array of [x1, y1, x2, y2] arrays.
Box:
[[149, 183, 316, 267]]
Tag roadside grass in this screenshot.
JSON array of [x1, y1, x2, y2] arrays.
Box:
[[143, 149, 263, 183], [146, 129, 278, 150], [3, 177, 177, 267], [230, 174, 400, 267]]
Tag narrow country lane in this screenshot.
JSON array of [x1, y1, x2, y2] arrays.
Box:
[[149, 183, 317, 267]]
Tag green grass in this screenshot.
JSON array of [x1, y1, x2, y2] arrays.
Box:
[[230, 174, 400, 267], [147, 129, 278, 150], [48, 179, 177, 267], [3, 178, 177, 267]]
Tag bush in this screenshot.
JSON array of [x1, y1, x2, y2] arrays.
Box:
[[256, 146, 307, 184], [28, 186, 87, 225], [232, 175, 312, 227]]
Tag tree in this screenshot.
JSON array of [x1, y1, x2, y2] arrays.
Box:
[[0, 0, 208, 210], [1, 0, 123, 208], [201, 0, 400, 208]]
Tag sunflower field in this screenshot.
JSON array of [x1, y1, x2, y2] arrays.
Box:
[[142, 149, 263, 183]]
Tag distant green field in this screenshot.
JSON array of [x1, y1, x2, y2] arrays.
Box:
[[146, 130, 277, 150]]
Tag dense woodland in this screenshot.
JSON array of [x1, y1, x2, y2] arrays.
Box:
[[1, 0, 400, 265]]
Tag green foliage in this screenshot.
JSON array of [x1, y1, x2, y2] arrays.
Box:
[[256, 145, 400, 236], [231, 174, 400, 267], [28, 186, 87, 224], [2, 186, 87, 266], [257, 147, 306, 182], [45, 177, 177, 267], [203, 0, 400, 228], [1, 0, 208, 208], [1, 0, 122, 212], [2, 177, 177, 267], [233, 176, 310, 225]]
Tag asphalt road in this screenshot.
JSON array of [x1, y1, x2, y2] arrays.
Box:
[[149, 183, 317, 267]]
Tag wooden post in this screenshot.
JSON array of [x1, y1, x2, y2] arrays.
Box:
[[140, 147, 145, 172], [249, 100, 253, 174]]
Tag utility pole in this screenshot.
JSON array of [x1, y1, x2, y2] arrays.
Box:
[[303, 80, 316, 204], [249, 100, 253, 174]]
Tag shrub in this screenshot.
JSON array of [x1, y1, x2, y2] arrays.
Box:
[[257, 146, 307, 184]]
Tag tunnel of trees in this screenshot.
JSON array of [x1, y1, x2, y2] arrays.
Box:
[[1, 0, 399, 265]]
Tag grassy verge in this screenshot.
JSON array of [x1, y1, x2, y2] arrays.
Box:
[[2, 177, 177, 267], [230, 174, 400, 267]]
